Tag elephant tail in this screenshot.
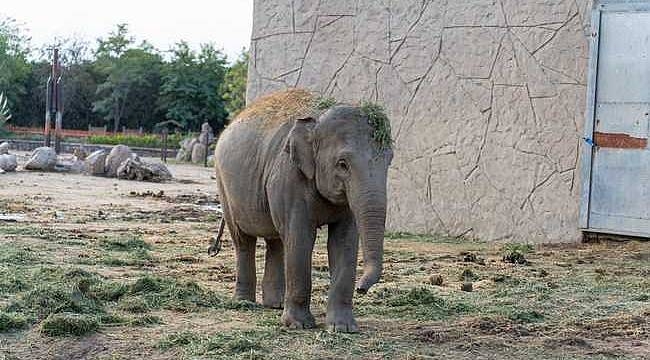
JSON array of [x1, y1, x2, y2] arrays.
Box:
[[208, 216, 225, 257]]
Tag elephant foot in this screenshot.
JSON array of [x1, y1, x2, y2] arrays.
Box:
[[326, 308, 359, 333], [262, 284, 284, 309], [262, 296, 284, 309], [234, 291, 256, 303], [281, 307, 315, 329]]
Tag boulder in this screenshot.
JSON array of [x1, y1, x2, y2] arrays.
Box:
[[175, 148, 188, 162], [116, 157, 172, 182], [0, 142, 10, 155], [198, 122, 214, 145], [24, 147, 57, 171], [55, 155, 85, 173], [191, 143, 207, 163], [85, 150, 109, 176], [105, 145, 137, 177], [0, 154, 17, 172], [206, 155, 215, 167]]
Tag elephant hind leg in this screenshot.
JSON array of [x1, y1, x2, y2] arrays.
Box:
[[262, 237, 284, 309], [233, 230, 257, 302]]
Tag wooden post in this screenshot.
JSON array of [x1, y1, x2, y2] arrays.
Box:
[[161, 127, 168, 163]]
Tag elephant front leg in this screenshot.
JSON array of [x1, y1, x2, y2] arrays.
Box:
[[281, 222, 316, 329], [326, 216, 360, 333], [233, 232, 257, 302]]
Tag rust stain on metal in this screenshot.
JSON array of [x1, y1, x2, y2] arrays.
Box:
[[594, 132, 648, 149]]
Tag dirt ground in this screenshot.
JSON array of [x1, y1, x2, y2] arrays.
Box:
[[0, 158, 648, 360]]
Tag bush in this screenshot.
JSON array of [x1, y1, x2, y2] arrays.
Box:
[[87, 133, 184, 149]]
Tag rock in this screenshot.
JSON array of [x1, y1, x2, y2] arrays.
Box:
[[116, 157, 172, 182], [85, 150, 108, 176], [0, 142, 10, 155], [73, 148, 88, 161], [198, 122, 214, 145], [176, 138, 197, 162], [0, 154, 17, 172], [191, 143, 207, 163], [24, 147, 57, 171], [206, 155, 215, 167], [105, 145, 137, 177], [55, 156, 85, 173]]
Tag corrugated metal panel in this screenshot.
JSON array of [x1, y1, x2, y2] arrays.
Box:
[[582, 1, 650, 237]]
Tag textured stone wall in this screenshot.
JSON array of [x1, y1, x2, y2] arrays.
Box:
[[248, 0, 594, 243]]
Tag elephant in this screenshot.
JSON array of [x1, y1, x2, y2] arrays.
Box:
[[213, 89, 393, 332]]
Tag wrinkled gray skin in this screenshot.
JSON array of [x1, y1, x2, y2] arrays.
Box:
[[214, 106, 392, 332]]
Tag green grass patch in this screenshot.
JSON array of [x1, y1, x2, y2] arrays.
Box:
[[100, 236, 152, 252], [40, 313, 99, 336], [0, 246, 39, 265], [360, 287, 472, 321], [159, 329, 272, 357], [0, 312, 29, 332]]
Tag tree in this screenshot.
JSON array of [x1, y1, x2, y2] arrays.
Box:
[[93, 25, 163, 132], [0, 92, 11, 127], [0, 17, 31, 121], [158, 42, 228, 132], [222, 49, 248, 119]]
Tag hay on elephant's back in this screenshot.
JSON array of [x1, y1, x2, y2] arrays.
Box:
[[234, 89, 320, 126]]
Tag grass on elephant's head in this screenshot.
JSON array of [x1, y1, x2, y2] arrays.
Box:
[[314, 96, 337, 111], [360, 101, 392, 152]]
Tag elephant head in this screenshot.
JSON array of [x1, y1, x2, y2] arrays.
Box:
[[286, 104, 393, 293]]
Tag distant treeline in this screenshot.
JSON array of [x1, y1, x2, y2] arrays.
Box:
[[0, 20, 248, 133]]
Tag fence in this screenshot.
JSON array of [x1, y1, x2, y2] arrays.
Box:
[[7, 125, 146, 138]]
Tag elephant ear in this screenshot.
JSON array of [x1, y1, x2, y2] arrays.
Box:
[[285, 117, 316, 179]]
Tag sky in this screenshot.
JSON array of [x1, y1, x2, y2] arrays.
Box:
[[1, 0, 254, 61]]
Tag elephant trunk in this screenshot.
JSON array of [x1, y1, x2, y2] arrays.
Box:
[[351, 182, 387, 294]]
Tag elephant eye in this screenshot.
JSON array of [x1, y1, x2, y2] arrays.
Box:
[[336, 159, 349, 172]]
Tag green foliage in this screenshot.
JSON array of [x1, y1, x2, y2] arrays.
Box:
[[0, 17, 31, 122], [40, 313, 99, 336], [360, 102, 392, 151], [87, 132, 183, 148], [93, 26, 164, 132], [222, 50, 248, 118], [159, 42, 228, 132]]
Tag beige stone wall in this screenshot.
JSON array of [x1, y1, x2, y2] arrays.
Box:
[[247, 0, 594, 243]]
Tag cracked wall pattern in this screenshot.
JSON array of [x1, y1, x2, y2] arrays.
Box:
[[248, 0, 594, 243]]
